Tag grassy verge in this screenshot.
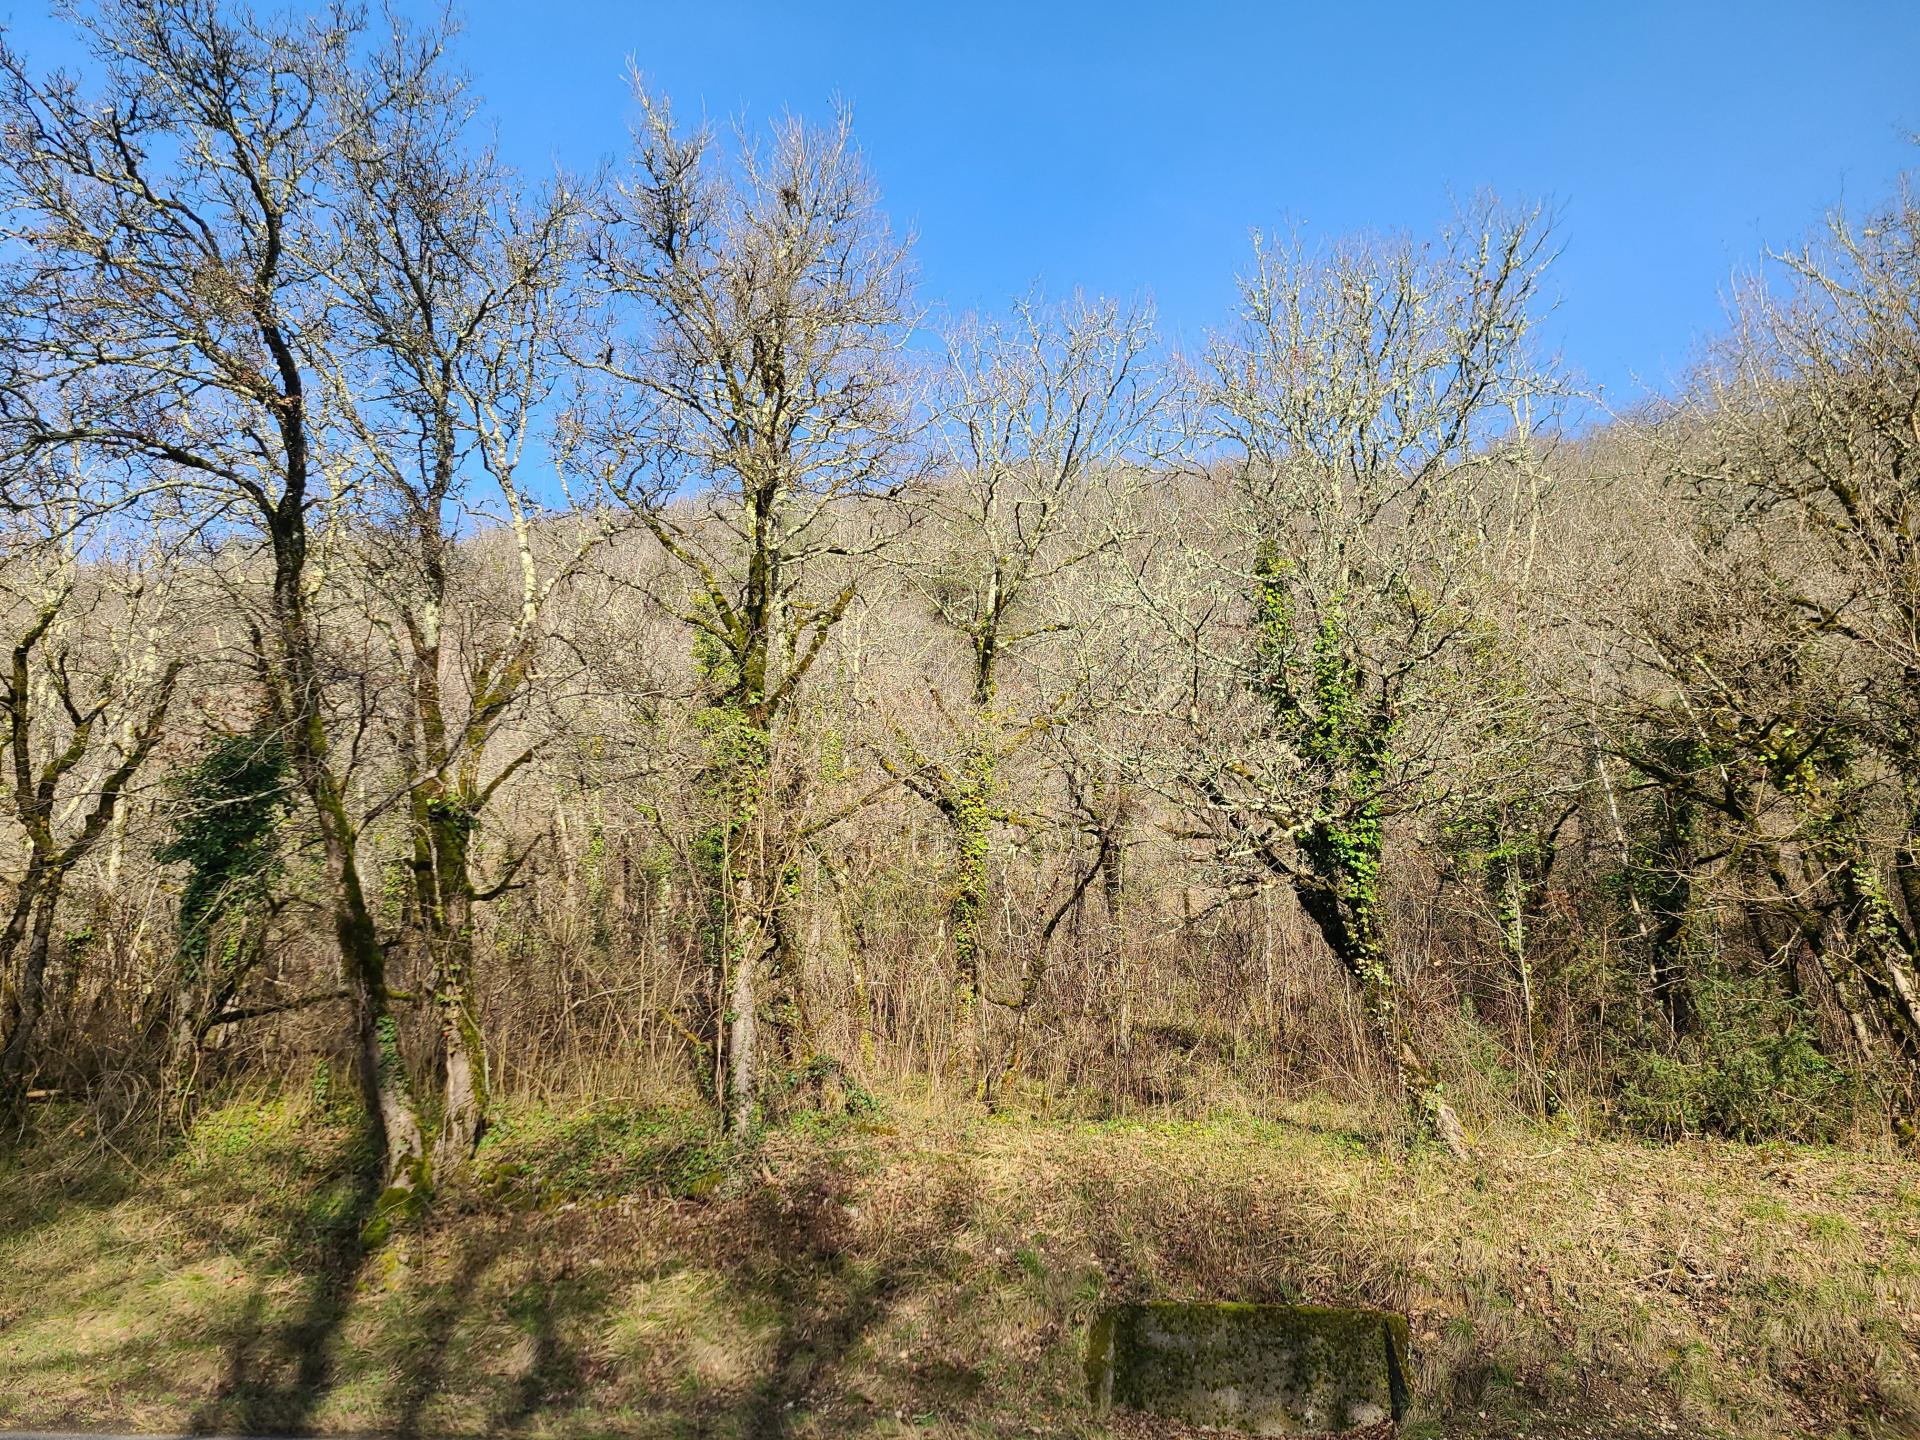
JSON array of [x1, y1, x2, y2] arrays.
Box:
[[1, 1086, 1916, 1438]]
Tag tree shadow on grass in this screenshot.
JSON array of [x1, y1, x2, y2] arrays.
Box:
[[488, 1272, 601, 1433], [392, 1160, 949, 1439], [717, 1155, 981, 1438], [740, 1252, 910, 1440], [167, 1120, 986, 1439], [388, 1223, 504, 1437], [186, 1124, 384, 1436], [374, 1206, 616, 1438]]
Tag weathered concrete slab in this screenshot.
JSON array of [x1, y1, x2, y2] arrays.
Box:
[[1087, 1301, 1410, 1435]]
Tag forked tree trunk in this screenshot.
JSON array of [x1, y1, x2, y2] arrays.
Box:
[[280, 583, 426, 1186], [323, 817, 425, 1184]]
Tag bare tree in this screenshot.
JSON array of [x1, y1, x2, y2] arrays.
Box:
[[1130, 199, 1563, 1153], [587, 86, 918, 1131], [887, 292, 1158, 1085], [0, 503, 180, 1116], [0, 0, 458, 1183], [317, 50, 603, 1171], [1649, 172, 1920, 1085]]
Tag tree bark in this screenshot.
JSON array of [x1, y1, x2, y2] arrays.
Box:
[[1294, 840, 1469, 1158], [0, 879, 64, 1112], [272, 519, 425, 1186], [726, 869, 763, 1134]]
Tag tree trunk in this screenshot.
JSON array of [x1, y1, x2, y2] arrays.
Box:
[[429, 900, 487, 1173], [832, 861, 877, 1072], [0, 876, 64, 1113], [1492, 854, 1556, 1116], [418, 798, 489, 1174], [726, 869, 762, 1134], [325, 823, 425, 1184], [435, 991, 485, 1173], [283, 628, 424, 1184], [1295, 831, 1469, 1158], [942, 732, 996, 1090], [1103, 807, 1132, 1057], [948, 805, 988, 1084], [269, 476, 426, 1186]]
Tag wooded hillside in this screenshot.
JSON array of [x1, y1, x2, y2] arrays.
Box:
[[1, 0, 1916, 1191]]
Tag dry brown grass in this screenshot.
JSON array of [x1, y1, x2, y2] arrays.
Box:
[[0, 1086, 1915, 1439]]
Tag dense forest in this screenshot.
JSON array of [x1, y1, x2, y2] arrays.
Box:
[[4, 7, 1920, 1438], [0, 0, 1916, 1184]]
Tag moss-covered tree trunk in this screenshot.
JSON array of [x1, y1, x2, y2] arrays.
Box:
[[414, 790, 487, 1173], [401, 643, 505, 1174], [310, 762, 424, 1187], [941, 732, 996, 1086], [0, 878, 62, 1112], [1295, 807, 1468, 1157], [267, 459, 424, 1189], [696, 693, 776, 1135]]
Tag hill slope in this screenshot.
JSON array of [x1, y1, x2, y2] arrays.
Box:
[[1, 1092, 1915, 1438]]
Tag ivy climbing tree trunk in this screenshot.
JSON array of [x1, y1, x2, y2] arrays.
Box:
[[941, 730, 996, 1082], [1639, 769, 1703, 1041], [1833, 846, 1920, 1067], [592, 89, 917, 1133], [1150, 198, 1561, 1159], [1260, 586, 1468, 1156], [892, 293, 1159, 1095], [149, 725, 292, 1113]]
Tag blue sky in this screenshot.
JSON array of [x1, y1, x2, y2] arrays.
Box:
[[7, 1, 1917, 410]]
